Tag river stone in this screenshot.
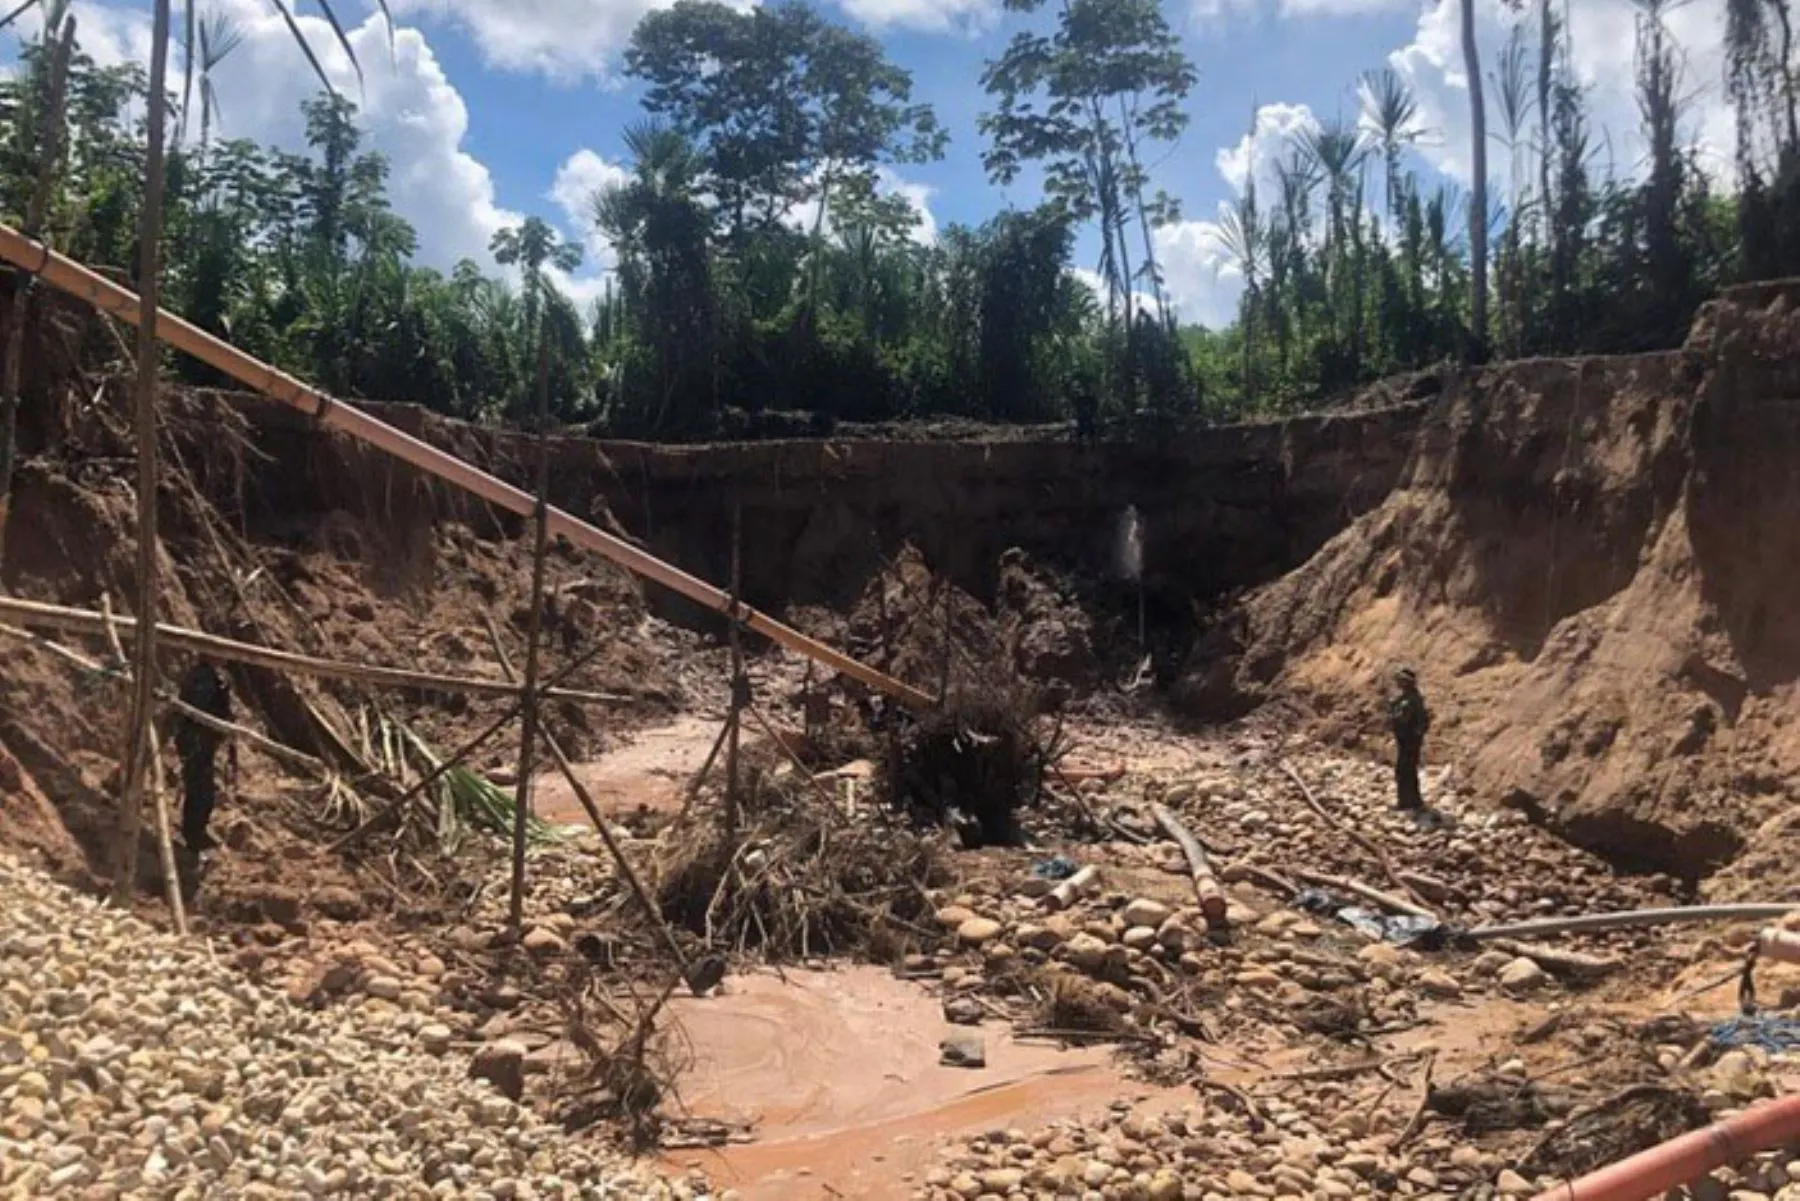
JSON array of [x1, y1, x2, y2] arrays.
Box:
[[1120, 899, 1171, 928], [940, 1034, 986, 1070], [957, 918, 1003, 946]]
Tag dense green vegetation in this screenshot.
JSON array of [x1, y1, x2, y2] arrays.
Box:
[[2, 0, 1798, 436]]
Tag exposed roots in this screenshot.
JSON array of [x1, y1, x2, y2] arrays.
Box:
[[655, 793, 950, 961], [884, 690, 1046, 848]]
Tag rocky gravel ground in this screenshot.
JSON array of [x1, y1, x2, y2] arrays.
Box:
[[0, 851, 679, 1200], [907, 727, 1800, 1200]]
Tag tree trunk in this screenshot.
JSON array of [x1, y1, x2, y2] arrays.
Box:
[[507, 303, 554, 938], [114, 0, 174, 906], [1462, 0, 1489, 352], [0, 16, 76, 575]]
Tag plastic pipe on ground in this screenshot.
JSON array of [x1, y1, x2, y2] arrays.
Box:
[[1758, 928, 1800, 964], [0, 223, 933, 711], [1529, 1093, 1800, 1201], [1468, 904, 1800, 941]]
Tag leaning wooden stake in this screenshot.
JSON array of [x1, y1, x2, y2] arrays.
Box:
[[0, 619, 324, 775], [507, 331, 555, 940], [484, 635, 698, 989], [113, 0, 174, 907], [1152, 801, 1229, 929], [147, 718, 187, 934], [0, 594, 627, 704], [0, 220, 931, 710], [0, 13, 75, 570], [99, 599, 183, 932], [723, 496, 744, 863]]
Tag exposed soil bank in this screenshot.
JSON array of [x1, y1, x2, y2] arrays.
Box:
[[1179, 280, 1800, 883], [231, 393, 1424, 628]]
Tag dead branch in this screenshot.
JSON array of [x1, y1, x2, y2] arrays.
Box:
[[1151, 801, 1228, 928], [1279, 760, 1430, 910]]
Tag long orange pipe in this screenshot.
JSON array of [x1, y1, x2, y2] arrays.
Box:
[[0, 224, 932, 710], [1530, 1093, 1800, 1201]]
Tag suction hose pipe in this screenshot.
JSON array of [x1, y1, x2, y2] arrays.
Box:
[[1529, 1093, 1800, 1201]]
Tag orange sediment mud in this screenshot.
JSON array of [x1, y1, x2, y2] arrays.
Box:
[[535, 715, 722, 822], [657, 967, 1173, 1200]]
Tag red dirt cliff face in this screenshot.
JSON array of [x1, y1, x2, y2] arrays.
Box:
[[1179, 282, 1800, 885]]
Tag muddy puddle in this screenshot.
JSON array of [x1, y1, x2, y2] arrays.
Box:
[[535, 715, 721, 823], [657, 966, 1170, 1200]]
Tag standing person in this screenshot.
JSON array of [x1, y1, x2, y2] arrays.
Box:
[[172, 661, 235, 852], [1389, 667, 1430, 812]]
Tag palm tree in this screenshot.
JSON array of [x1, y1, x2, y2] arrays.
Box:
[[109, 0, 396, 901], [1358, 66, 1424, 223], [183, 11, 244, 159], [1461, 0, 1489, 353], [1217, 186, 1263, 407]]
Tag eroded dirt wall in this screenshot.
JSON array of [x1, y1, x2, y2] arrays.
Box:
[[229, 399, 1427, 630]]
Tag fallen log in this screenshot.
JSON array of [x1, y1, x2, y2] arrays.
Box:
[[1486, 938, 1620, 982], [0, 594, 630, 705], [1151, 802, 1228, 929], [1042, 864, 1101, 912], [1291, 868, 1440, 923]]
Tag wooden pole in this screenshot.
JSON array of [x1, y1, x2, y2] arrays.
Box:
[[147, 718, 187, 935], [113, 0, 173, 907], [507, 303, 555, 940], [724, 494, 743, 863], [0, 594, 627, 704], [0, 222, 931, 711], [1151, 802, 1229, 929], [482, 623, 696, 986], [0, 13, 75, 571], [0, 619, 327, 774]]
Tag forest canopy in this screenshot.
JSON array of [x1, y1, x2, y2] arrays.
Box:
[[1, 0, 1796, 438]]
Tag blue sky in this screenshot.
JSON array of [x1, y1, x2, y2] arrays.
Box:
[[20, 0, 1742, 327]]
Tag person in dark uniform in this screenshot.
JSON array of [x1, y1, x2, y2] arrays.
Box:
[[1389, 667, 1430, 812], [172, 662, 236, 851]]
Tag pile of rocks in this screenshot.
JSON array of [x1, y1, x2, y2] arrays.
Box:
[[0, 853, 676, 1199], [914, 1078, 1800, 1200]]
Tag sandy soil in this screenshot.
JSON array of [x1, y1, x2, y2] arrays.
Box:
[[534, 714, 725, 823]]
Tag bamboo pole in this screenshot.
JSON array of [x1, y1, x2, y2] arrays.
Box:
[[0, 621, 327, 774], [0, 224, 931, 712], [0, 13, 75, 571], [1151, 801, 1228, 929], [0, 594, 628, 704], [724, 496, 743, 865], [113, 0, 174, 907], [147, 718, 187, 934], [507, 306, 555, 940], [483, 625, 697, 988]]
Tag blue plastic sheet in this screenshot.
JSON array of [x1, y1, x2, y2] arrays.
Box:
[[1710, 1015, 1800, 1053]]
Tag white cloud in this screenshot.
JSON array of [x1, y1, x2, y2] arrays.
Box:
[[1216, 102, 1320, 197], [1152, 102, 1318, 328], [39, 0, 617, 304], [1392, 0, 1736, 188], [549, 149, 629, 275], [1155, 218, 1241, 329], [387, 0, 752, 82], [834, 0, 999, 34], [190, 0, 521, 280], [783, 169, 942, 246]]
